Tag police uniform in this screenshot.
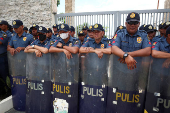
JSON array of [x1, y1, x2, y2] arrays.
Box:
[[52, 24, 60, 40], [30, 39, 51, 49], [112, 29, 151, 52], [82, 23, 112, 49], [51, 36, 80, 48], [69, 26, 77, 40], [152, 26, 170, 52]]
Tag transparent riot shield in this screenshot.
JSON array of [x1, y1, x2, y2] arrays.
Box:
[[26, 53, 51, 113], [79, 53, 110, 113], [106, 54, 150, 113], [51, 53, 79, 113], [7, 51, 27, 111], [145, 57, 170, 113]]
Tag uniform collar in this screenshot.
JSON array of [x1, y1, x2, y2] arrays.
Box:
[[60, 35, 73, 44], [162, 38, 170, 47], [125, 29, 140, 37], [17, 31, 27, 37]]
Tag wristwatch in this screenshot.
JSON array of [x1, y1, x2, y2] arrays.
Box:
[[31, 45, 35, 48], [123, 53, 129, 59]]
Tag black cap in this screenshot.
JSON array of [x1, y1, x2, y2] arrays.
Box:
[[59, 24, 69, 32], [153, 26, 157, 31], [53, 24, 58, 28], [0, 20, 8, 25], [87, 25, 94, 31], [139, 24, 146, 30], [69, 26, 75, 32], [93, 23, 103, 31], [126, 12, 140, 22], [23, 27, 28, 30], [78, 31, 85, 36], [47, 28, 52, 33], [116, 25, 126, 32], [30, 24, 39, 30], [82, 26, 88, 30], [8, 24, 12, 30], [165, 21, 170, 29], [159, 23, 165, 29], [29, 28, 32, 34], [37, 26, 47, 33], [12, 20, 23, 28], [145, 25, 155, 33], [166, 26, 170, 36]]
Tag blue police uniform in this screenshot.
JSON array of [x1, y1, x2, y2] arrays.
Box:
[[9, 31, 34, 49], [152, 35, 162, 44], [112, 29, 151, 52], [82, 37, 112, 48], [51, 36, 80, 48], [152, 38, 170, 52], [30, 39, 51, 49], [83, 34, 90, 42]]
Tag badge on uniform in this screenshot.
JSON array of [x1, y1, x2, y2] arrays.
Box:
[[101, 44, 104, 49], [50, 41, 54, 45], [74, 40, 79, 45], [69, 43, 72, 47], [130, 13, 135, 18], [153, 42, 157, 46], [3, 33, 7, 38], [23, 37, 27, 41], [137, 37, 142, 43], [113, 34, 117, 39]]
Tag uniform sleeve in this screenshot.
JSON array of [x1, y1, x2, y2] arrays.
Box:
[[30, 40, 36, 46], [111, 33, 121, 48], [51, 40, 59, 47], [73, 40, 81, 48], [44, 41, 51, 49], [0, 36, 9, 45], [152, 42, 159, 51], [106, 42, 112, 48], [8, 37, 14, 47], [81, 40, 90, 47], [141, 33, 151, 48]]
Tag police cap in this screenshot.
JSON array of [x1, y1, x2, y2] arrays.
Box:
[[37, 26, 47, 33], [126, 12, 140, 22], [93, 23, 103, 31], [12, 20, 23, 28]]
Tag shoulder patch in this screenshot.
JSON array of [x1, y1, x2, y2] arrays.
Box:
[[50, 41, 54, 45], [74, 40, 79, 45], [3, 33, 7, 38], [23, 37, 27, 41], [153, 42, 157, 46], [113, 34, 117, 39]]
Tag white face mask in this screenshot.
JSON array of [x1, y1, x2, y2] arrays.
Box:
[[60, 33, 69, 39]]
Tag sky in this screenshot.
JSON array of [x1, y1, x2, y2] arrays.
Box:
[[57, 0, 165, 14]]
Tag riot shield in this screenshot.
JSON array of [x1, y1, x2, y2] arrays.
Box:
[[26, 53, 51, 113], [145, 57, 170, 113], [51, 53, 79, 113], [106, 54, 150, 113], [7, 51, 27, 111], [79, 53, 110, 113]]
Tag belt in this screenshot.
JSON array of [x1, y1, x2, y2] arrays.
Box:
[[0, 52, 7, 57]]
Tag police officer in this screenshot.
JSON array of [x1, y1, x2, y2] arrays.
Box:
[[30, 24, 39, 40], [139, 24, 146, 30], [52, 24, 59, 39], [25, 26, 50, 57], [69, 26, 77, 39], [49, 23, 80, 59], [46, 28, 53, 41], [87, 25, 94, 39], [145, 24, 157, 44], [112, 12, 151, 70], [115, 25, 126, 35], [79, 23, 112, 58], [0, 20, 12, 42], [152, 26, 170, 58], [82, 26, 89, 42], [8, 20, 34, 56], [0, 22, 11, 98], [78, 31, 86, 47], [23, 27, 28, 33]]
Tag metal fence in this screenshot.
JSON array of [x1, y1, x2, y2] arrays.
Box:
[[55, 9, 170, 39]]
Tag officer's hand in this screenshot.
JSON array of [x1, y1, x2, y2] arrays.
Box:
[[25, 46, 33, 50], [63, 49, 72, 59], [57, 42, 63, 48], [125, 55, 137, 70], [35, 50, 42, 57], [162, 58, 170, 68], [118, 58, 126, 64], [95, 50, 103, 59], [9, 48, 15, 56], [15, 47, 24, 53]]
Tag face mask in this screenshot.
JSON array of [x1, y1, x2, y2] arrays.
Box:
[[60, 33, 69, 39], [39, 34, 46, 41]]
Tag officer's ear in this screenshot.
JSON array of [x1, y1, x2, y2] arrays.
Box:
[[168, 34, 170, 38], [21, 25, 24, 29]]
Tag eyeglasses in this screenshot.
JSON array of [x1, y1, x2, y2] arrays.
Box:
[[128, 21, 139, 25]]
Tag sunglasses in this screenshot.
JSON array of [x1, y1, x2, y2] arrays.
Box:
[[128, 21, 139, 25]]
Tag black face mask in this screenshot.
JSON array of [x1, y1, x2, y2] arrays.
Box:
[[39, 34, 46, 41]]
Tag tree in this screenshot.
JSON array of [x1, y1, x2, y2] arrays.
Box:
[[57, 0, 60, 7]]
